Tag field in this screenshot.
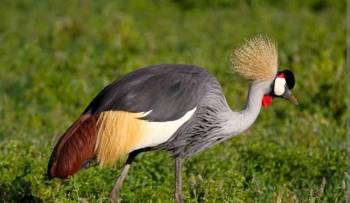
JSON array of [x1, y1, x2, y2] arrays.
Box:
[[0, 0, 347, 202]]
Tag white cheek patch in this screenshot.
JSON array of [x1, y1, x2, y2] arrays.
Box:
[[274, 77, 286, 96]]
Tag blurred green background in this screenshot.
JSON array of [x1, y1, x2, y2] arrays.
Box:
[[0, 0, 347, 202]]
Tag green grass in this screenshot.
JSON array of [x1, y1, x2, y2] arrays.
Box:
[[0, 0, 347, 202]]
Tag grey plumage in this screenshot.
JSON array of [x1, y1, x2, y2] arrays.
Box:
[[84, 64, 210, 121], [158, 73, 230, 157]]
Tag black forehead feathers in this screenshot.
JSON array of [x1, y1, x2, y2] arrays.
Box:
[[278, 69, 295, 89]]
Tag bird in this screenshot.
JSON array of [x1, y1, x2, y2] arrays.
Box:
[[47, 35, 297, 203]]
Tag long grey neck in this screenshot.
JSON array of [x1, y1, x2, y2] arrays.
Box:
[[221, 80, 271, 136]]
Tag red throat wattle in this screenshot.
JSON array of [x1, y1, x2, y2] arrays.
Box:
[[262, 95, 272, 108]]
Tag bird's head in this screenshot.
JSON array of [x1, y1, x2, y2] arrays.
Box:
[[231, 35, 297, 108], [262, 69, 297, 108]]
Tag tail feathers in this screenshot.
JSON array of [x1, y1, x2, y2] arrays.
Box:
[[48, 114, 98, 179]]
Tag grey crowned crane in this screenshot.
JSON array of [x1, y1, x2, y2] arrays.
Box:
[[48, 35, 297, 202]]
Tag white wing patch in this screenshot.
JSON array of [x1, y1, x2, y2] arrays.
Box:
[[141, 110, 153, 116], [133, 107, 197, 150], [274, 77, 286, 96]]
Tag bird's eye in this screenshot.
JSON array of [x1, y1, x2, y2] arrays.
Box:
[[274, 77, 286, 96]]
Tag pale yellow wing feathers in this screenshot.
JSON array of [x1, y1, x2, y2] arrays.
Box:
[[95, 111, 145, 166], [231, 35, 278, 81], [94, 108, 197, 167]]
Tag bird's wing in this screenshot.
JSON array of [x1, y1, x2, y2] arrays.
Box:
[[48, 64, 212, 178], [86, 65, 212, 166], [84, 64, 210, 121]]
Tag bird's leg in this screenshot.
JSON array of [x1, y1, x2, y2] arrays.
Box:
[[109, 153, 136, 203], [175, 157, 184, 203]]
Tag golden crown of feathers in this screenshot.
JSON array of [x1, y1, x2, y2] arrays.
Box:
[[231, 35, 278, 81]]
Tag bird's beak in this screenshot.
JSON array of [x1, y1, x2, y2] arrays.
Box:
[[284, 95, 298, 105], [282, 88, 298, 105]]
